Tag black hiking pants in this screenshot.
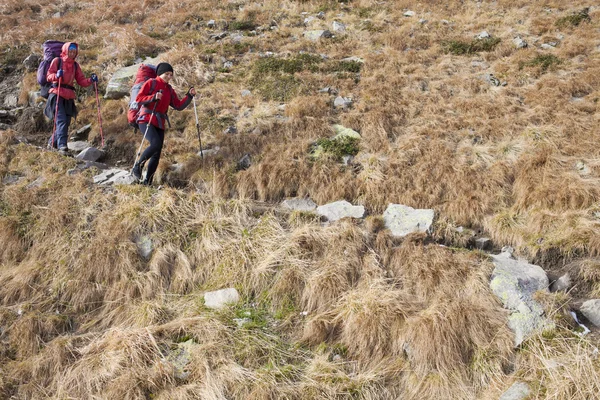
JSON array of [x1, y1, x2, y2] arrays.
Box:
[[138, 123, 164, 185]]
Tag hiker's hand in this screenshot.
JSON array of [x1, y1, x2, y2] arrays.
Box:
[[154, 91, 163, 101], [56, 69, 63, 79], [90, 73, 98, 83], [188, 87, 196, 97]]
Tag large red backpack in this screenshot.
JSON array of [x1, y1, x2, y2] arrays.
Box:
[[128, 64, 157, 129]]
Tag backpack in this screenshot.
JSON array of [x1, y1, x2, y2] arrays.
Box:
[[127, 64, 157, 129], [37, 40, 64, 99]]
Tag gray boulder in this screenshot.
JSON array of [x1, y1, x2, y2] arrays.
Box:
[[383, 204, 434, 237], [549, 273, 571, 292], [67, 141, 90, 152], [499, 382, 531, 400], [281, 198, 317, 212], [76, 147, 105, 162], [135, 235, 153, 261], [166, 339, 195, 380], [490, 250, 550, 346], [28, 91, 44, 107], [332, 21, 346, 33], [317, 200, 365, 222], [475, 237, 492, 250], [93, 168, 133, 185], [404, 11, 416, 17], [477, 31, 491, 39], [304, 30, 333, 41], [237, 154, 251, 170], [104, 56, 160, 99], [513, 36, 528, 49], [23, 54, 41, 71], [334, 96, 353, 108], [580, 299, 600, 327], [204, 288, 240, 309], [71, 124, 92, 141]]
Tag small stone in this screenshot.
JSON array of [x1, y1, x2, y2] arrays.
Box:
[[513, 37, 528, 49], [332, 21, 346, 33], [575, 161, 591, 176], [580, 299, 600, 327], [316, 200, 365, 222], [334, 96, 352, 108], [211, 32, 228, 41], [281, 198, 317, 212], [53, 12, 61, 18], [304, 30, 333, 41], [332, 124, 360, 140], [441, 19, 450, 24], [135, 235, 153, 260], [549, 273, 571, 292], [316, 11, 325, 19], [199, 146, 220, 157], [475, 237, 492, 250], [26, 177, 45, 189], [22, 54, 41, 71], [204, 288, 240, 309], [223, 126, 237, 135], [483, 73, 501, 86], [419, 18, 428, 24], [541, 43, 555, 50], [237, 154, 251, 170], [76, 147, 105, 162], [342, 155, 354, 165], [499, 382, 531, 400], [404, 11, 416, 17], [230, 34, 243, 44], [304, 16, 316, 26], [477, 31, 490, 39], [240, 89, 252, 97], [207, 20, 216, 28], [67, 141, 90, 152], [28, 91, 44, 107], [223, 61, 233, 69], [341, 56, 364, 63], [71, 124, 92, 141], [2, 174, 22, 185], [383, 204, 435, 237]]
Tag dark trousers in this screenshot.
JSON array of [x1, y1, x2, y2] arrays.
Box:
[[46, 96, 73, 149], [138, 123, 164, 184]]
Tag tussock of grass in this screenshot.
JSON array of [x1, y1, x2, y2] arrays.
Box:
[[519, 54, 562, 73], [442, 37, 501, 55], [556, 8, 591, 28]]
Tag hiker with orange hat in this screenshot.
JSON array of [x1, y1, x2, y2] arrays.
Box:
[[132, 62, 196, 185], [44, 42, 98, 155]]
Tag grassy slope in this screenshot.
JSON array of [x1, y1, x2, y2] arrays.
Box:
[[1, 0, 600, 398]]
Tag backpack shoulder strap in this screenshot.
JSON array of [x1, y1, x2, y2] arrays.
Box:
[[150, 79, 157, 93]]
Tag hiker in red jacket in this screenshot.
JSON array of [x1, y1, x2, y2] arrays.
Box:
[[45, 42, 98, 155], [132, 62, 196, 185]]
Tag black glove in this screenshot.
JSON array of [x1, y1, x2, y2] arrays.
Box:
[[187, 87, 196, 97]]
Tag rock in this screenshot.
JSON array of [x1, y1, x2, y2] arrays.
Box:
[[237, 154, 251, 170], [211, 32, 228, 41], [316, 11, 325, 19], [2, 174, 22, 185], [111, 173, 138, 185], [53, 12, 61, 18], [513, 37, 528, 49], [304, 16, 316, 26], [332, 21, 346, 33], [166, 339, 194, 380], [334, 96, 353, 108], [67, 141, 90, 152], [332, 124, 361, 140], [475, 237, 492, 250], [319, 87, 338, 95], [135, 235, 153, 260], [499, 382, 531, 400], [204, 288, 240, 309], [23, 54, 41, 71], [580, 299, 600, 327], [223, 61, 233, 69], [93, 168, 128, 184], [78, 160, 109, 170], [28, 91, 44, 107], [199, 146, 220, 157], [317, 200, 365, 222], [207, 19, 216, 28], [70, 124, 92, 141], [104, 56, 160, 99], [404, 11, 416, 17], [471, 61, 490, 69], [223, 126, 237, 135], [549, 273, 571, 292], [341, 56, 364, 63], [3, 94, 18, 108], [541, 43, 556, 50], [483, 73, 501, 86], [383, 204, 435, 237], [240, 89, 252, 97], [281, 198, 317, 212], [230, 34, 243, 43], [490, 250, 550, 346], [26, 177, 45, 189], [575, 161, 591, 176], [304, 30, 333, 41], [477, 31, 491, 39], [419, 19, 428, 24], [76, 147, 105, 162], [342, 155, 354, 165]]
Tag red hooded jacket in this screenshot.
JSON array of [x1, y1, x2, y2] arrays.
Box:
[[46, 42, 92, 100], [135, 76, 192, 130]]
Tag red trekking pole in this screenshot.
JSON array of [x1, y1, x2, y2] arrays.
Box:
[[93, 81, 105, 148], [51, 77, 61, 149]]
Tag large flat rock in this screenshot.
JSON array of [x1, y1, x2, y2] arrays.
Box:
[[204, 288, 240, 309], [316, 200, 365, 222], [383, 204, 434, 237], [104, 56, 160, 100]]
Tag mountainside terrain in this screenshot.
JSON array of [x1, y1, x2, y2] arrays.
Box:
[[1, 0, 600, 398]]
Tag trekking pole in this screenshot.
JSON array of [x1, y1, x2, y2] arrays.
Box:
[[192, 96, 203, 159], [132, 90, 162, 170], [51, 77, 62, 149], [93, 81, 105, 148]]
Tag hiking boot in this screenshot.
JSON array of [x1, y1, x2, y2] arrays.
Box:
[[58, 147, 69, 156], [131, 163, 142, 181]]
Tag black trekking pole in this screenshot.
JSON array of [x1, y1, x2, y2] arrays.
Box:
[[132, 90, 162, 172], [192, 96, 203, 159]]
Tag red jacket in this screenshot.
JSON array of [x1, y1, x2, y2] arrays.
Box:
[[46, 42, 92, 100], [135, 76, 192, 129]]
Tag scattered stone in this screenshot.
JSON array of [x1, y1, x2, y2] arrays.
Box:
[[111, 173, 138, 185], [541, 43, 556, 50], [316, 11, 325, 19], [104, 56, 160, 99], [223, 126, 237, 135], [580, 299, 600, 327], [70, 124, 92, 141], [240, 89, 252, 97], [230, 33, 243, 44], [223, 61, 233, 69], [166, 339, 194, 380], [2, 174, 22, 185], [76, 147, 104, 162], [304, 30, 333, 41], [342, 155, 354, 165], [67, 141, 90, 152], [207, 20, 216, 28], [419, 18, 428, 24], [490, 250, 550, 346], [477, 31, 491, 39], [317, 200, 365, 222], [78, 160, 109, 170], [575, 161, 591, 176], [332, 21, 346, 33], [441, 19, 450, 24], [28, 91, 44, 107], [211, 32, 228, 41], [237, 154, 251, 170], [471, 61, 490, 69], [22, 54, 41, 71], [93, 168, 128, 184], [53, 12, 61, 18], [483, 73, 501, 86], [513, 36, 528, 49], [304, 16, 316, 26], [475, 237, 492, 250], [332, 124, 360, 140], [549, 273, 571, 292], [499, 382, 531, 400], [26, 177, 45, 189], [334, 96, 353, 108], [404, 11, 416, 17], [67, 168, 80, 176], [204, 288, 240, 309], [135, 235, 153, 261], [383, 204, 435, 237], [3, 94, 18, 108], [199, 146, 221, 157], [281, 198, 317, 212], [319, 87, 338, 95], [341, 56, 364, 63]]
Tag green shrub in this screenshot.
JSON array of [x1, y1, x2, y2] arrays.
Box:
[[556, 8, 590, 28], [314, 136, 360, 161], [229, 20, 256, 31], [442, 37, 501, 55], [519, 54, 562, 73]]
